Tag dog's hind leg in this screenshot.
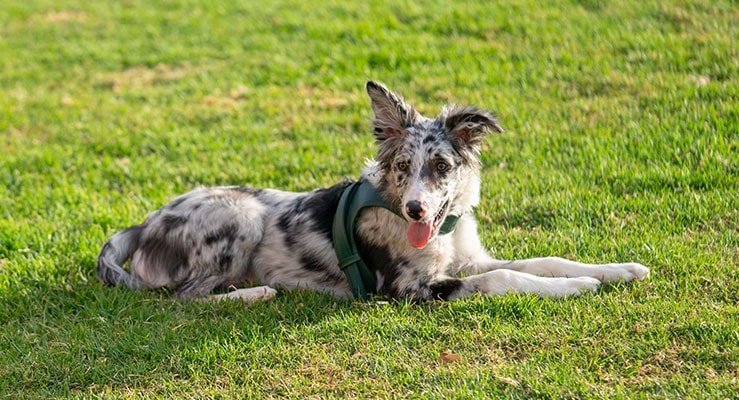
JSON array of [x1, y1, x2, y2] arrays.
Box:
[[206, 286, 277, 302]]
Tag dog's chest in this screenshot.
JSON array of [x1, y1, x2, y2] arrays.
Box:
[[356, 209, 455, 272]]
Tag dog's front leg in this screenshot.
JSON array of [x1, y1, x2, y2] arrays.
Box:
[[430, 270, 601, 301], [452, 218, 649, 283], [467, 257, 650, 283]]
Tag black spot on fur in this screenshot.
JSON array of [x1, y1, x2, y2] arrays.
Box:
[[277, 197, 305, 249], [299, 252, 345, 284], [205, 224, 238, 246], [137, 231, 189, 283], [429, 279, 463, 301], [204, 225, 239, 273], [304, 180, 354, 242], [423, 134, 438, 144], [277, 211, 292, 235], [216, 251, 233, 272], [300, 252, 327, 272], [228, 186, 262, 196], [167, 197, 187, 210], [355, 238, 391, 273], [355, 238, 409, 297], [160, 214, 188, 233]]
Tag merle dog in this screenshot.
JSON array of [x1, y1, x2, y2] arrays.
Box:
[[97, 81, 649, 302]]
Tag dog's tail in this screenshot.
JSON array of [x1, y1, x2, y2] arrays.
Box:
[[97, 225, 144, 290]]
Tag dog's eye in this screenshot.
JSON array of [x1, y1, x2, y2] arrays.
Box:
[[436, 161, 450, 172], [396, 161, 409, 171]]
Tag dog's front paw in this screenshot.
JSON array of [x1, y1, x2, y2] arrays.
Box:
[[256, 286, 278, 301], [568, 276, 601, 296], [601, 263, 650, 283], [209, 286, 277, 302], [627, 263, 650, 281]]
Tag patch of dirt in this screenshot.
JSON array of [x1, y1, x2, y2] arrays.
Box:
[[44, 10, 87, 23], [100, 64, 192, 92]]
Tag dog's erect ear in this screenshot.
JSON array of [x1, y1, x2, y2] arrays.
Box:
[[443, 105, 504, 148], [366, 81, 418, 140]]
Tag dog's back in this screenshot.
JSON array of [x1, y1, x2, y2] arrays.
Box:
[[97, 183, 355, 298]]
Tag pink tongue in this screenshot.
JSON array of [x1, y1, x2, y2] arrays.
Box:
[[407, 222, 433, 249]]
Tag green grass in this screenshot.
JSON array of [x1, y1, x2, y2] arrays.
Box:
[[1, 0, 737, 397]]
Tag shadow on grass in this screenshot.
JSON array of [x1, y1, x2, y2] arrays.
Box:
[[0, 263, 649, 397]]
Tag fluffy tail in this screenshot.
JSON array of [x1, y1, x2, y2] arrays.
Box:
[[97, 225, 144, 290]]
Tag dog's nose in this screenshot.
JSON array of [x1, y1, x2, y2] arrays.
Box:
[[405, 200, 426, 221]]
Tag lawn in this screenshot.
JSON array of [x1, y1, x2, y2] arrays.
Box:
[[0, 0, 737, 398]]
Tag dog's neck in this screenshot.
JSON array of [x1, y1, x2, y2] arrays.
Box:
[[334, 179, 459, 300]]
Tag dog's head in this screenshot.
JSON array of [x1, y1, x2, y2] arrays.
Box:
[[365, 81, 503, 249]]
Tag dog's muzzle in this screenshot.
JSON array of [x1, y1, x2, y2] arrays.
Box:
[[405, 200, 449, 249]]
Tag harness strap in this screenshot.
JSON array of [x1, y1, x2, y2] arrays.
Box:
[[332, 181, 461, 300]]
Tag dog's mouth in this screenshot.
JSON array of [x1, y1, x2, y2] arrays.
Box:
[[406, 201, 449, 249]]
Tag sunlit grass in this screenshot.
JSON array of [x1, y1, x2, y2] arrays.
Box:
[[0, 0, 737, 397]]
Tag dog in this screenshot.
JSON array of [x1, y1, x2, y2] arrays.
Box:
[[97, 81, 649, 302]]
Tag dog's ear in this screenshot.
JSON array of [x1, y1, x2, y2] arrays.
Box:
[[366, 81, 418, 140], [444, 105, 504, 148]]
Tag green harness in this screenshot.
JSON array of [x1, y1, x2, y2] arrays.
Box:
[[332, 181, 460, 300]]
